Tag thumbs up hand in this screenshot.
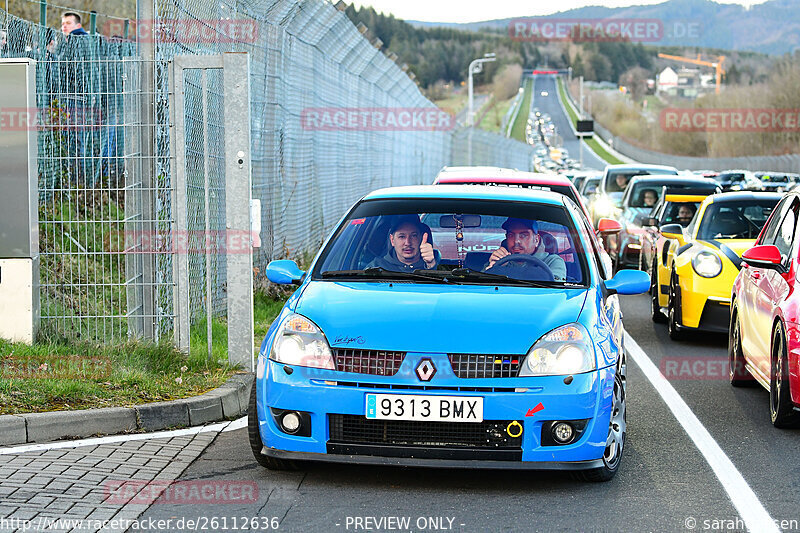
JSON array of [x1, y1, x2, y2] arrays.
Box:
[[420, 233, 436, 268]]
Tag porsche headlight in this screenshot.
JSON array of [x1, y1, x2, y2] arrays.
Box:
[[269, 314, 334, 369], [692, 250, 722, 278], [521, 324, 596, 376]]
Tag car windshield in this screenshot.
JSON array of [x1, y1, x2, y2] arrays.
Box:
[[628, 182, 704, 208], [662, 201, 702, 227], [696, 200, 778, 240], [606, 169, 677, 193], [314, 198, 588, 285]]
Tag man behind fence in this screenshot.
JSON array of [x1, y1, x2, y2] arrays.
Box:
[[49, 12, 98, 185]]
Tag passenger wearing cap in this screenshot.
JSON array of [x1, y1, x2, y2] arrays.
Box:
[[368, 215, 439, 272], [486, 217, 567, 281]]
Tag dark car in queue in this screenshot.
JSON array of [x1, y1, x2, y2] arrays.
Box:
[[591, 164, 679, 225], [754, 172, 799, 193], [716, 170, 765, 192], [608, 176, 720, 270]]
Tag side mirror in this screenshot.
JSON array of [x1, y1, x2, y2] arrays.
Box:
[[267, 260, 305, 285], [597, 218, 622, 235], [604, 270, 651, 296], [660, 223, 685, 245], [742, 245, 786, 273]]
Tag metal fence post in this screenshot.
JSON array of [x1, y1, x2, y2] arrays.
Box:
[[170, 58, 190, 353], [137, 0, 157, 340], [223, 52, 254, 371]]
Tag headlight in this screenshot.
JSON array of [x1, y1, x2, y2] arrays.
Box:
[[730, 185, 742, 191], [594, 196, 614, 216], [520, 323, 596, 376], [269, 314, 335, 369], [692, 250, 722, 278]]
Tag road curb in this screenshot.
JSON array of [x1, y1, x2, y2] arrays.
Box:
[[2, 372, 254, 445]]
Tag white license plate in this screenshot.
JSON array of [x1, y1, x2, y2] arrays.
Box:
[[365, 394, 483, 422]]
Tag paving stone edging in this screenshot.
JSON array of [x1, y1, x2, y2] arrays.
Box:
[[0, 372, 254, 446]]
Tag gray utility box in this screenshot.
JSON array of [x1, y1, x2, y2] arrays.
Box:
[[0, 58, 40, 343]]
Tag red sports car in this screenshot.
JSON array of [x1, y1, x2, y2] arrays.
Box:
[[433, 166, 593, 224], [730, 191, 800, 427]]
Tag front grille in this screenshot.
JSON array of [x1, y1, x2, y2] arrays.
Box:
[[331, 349, 405, 376], [448, 354, 522, 378], [329, 415, 522, 448]]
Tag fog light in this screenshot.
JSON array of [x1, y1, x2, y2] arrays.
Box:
[[281, 412, 301, 433], [552, 422, 574, 443]]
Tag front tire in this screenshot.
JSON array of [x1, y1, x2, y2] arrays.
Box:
[[575, 373, 626, 482], [729, 307, 753, 387], [667, 271, 684, 341], [769, 323, 800, 428], [650, 260, 666, 323], [248, 380, 300, 470]]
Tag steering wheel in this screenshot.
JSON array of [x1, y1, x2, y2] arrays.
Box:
[[488, 254, 555, 282]]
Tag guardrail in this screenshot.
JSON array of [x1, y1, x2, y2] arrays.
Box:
[[502, 88, 525, 138]]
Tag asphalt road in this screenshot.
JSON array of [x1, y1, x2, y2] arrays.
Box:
[[530, 75, 607, 172], [134, 293, 800, 533]]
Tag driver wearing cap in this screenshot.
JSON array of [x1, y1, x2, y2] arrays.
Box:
[[486, 218, 567, 281]]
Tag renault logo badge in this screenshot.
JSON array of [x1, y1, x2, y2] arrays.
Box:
[[416, 358, 436, 381]]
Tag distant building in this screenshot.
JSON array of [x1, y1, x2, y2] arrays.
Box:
[[658, 66, 716, 98]]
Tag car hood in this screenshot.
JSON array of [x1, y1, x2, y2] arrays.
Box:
[[695, 238, 755, 266], [295, 281, 589, 355]]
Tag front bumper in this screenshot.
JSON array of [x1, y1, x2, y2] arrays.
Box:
[[256, 357, 616, 466], [677, 272, 734, 331], [261, 447, 605, 470]]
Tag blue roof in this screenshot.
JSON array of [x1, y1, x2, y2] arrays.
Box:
[[363, 185, 567, 206]]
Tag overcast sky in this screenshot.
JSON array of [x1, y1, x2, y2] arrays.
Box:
[[350, 0, 769, 23]]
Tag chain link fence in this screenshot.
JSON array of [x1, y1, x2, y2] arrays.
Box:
[[1, 0, 534, 346]]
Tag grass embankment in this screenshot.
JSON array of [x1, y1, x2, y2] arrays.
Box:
[[477, 94, 516, 133], [0, 292, 287, 415], [509, 78, 533, 142], [556, 77, 625, 165]]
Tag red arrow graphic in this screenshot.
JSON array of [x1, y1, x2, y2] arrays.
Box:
[[525, 402, 545, 417]]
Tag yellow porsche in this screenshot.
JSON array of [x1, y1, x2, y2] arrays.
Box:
[[642, 187, 719, 323], [659, 192, 782, 340]]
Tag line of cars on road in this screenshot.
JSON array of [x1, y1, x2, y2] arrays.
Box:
[[251, 165, 650, 480], [249, 163, 800, 481], [565, 163, 800, 428]]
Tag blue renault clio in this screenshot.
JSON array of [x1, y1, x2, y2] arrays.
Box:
[[249, 185, 649, 481]]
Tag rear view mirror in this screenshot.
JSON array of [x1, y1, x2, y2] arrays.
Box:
[[660, 224, 685, 245], [439, 214, 482, 228], [642, 217, 658, 227], [742, 245, 786, 273], [597, 218, 622, 235]]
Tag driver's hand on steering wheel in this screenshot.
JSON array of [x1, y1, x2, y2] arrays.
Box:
[[487, 247, 510, 269]]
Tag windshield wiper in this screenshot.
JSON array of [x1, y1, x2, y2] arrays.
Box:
[[321, 267, 445, 283], [421, 267, 559, 288]]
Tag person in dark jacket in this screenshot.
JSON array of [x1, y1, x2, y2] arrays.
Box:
[[368, 215, 440, 272]]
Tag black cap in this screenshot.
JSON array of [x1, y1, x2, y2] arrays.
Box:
[[501, 217, 538, 232]]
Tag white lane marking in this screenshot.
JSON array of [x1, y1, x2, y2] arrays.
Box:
[[0, 416, 247, 455], [222, 416, 248, 432], [625, 332, 778, 533]]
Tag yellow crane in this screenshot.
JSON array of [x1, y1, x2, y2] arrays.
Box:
[[657, 53, 726, 94]]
